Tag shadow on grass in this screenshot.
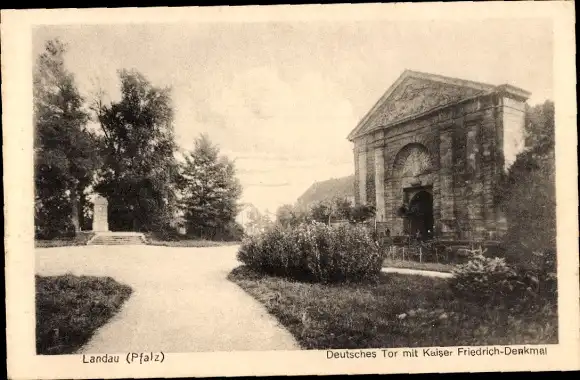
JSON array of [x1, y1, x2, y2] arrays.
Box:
[[35, 232, 95, 248], [228, 265, 558, 350], [36, 274, 133, 355]]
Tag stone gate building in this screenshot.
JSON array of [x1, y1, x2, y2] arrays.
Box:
[[347, 70, 530, 240]]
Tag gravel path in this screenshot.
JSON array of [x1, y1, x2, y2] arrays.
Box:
[[36, 245, 300, 353], [381, 267, 453, 278]]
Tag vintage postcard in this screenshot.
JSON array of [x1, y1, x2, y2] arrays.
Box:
[[3, 2, 579, 379]]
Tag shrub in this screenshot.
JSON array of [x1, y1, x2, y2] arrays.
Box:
[[237, 222, 382, 283], [450, 251, 557, 313], [450, 253, 518, 304]]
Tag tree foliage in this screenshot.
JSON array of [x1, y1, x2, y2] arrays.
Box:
[[178, 134, 243, 239], [275, 197, 375, 227], [275, 204, 311, 228], [94, 69, 179, 232], [497, 100, 556, 272], [349, 204, 377, 223], [310, 201, 333, 223], [34, 39, 100, 238]]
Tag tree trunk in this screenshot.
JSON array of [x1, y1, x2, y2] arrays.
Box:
[[71, 187, 80, 234]]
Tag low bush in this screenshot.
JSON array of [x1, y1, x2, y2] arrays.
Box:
[[237, 222, 382, 283], [450, 253, 518, 304], [450, 251, 557, 313]]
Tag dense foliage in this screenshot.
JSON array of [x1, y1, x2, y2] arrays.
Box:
[[450, 251, 557, 313], [275, 198, 376, 228], [237, 222, 383, 283], [34, 39, 100, 238], [34, 38, 246, 241], [452, 101, 557, 314], [497, 100, 556, 273], [93, 69, 180, 233], [275, 204, 312, 228], [177, 134, 243, 239]]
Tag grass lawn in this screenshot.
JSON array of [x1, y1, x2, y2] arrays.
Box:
[[382, 258, 454, 273], [146, 239, 241, 247], [36, 274, 133, 355], [35, 232, 95, 248], [228, 266, 557, 349]]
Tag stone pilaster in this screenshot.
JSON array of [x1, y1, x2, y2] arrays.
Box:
[[374, 146, 385, 221], [358, 150, 367, 205], [438, 122, 455, 238]]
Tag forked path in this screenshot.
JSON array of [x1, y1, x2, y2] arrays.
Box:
[[36, 245, 300, 353]]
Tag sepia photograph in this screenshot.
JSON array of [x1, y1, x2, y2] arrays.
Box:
[[3, 2, 578, 379]]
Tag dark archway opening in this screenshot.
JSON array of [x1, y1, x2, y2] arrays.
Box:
[[407, 190, 434, 241]]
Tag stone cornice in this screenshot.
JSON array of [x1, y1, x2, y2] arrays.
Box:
[[495, 84, 531, 102]]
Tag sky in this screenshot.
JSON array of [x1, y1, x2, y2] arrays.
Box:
[[33, 19, 553, 214]]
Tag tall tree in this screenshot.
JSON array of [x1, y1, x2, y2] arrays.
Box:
[[497, 100, 556, 271], [33, 39, 99, 237], [524, 100, 555, 154], [178, 134, 242, 239], [94, 69, 179, 232]]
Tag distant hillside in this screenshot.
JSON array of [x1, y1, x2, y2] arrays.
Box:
[[296, 175, 355, 207]]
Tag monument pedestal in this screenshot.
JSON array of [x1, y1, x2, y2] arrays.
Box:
[[87, 231, 147, 245], [87, 194, 146, 245], [93, 194, 109, 232]]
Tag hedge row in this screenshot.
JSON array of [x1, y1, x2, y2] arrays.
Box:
[[237, 222, 382, 283]]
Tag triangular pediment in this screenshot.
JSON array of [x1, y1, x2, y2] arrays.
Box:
[[348, 70, 496, 140]]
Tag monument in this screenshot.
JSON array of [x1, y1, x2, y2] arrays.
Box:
[[88, 194, 146, 245], [93, 194, 109, 232], [348, 70, 530, 240]]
